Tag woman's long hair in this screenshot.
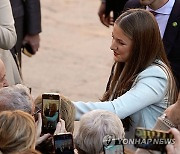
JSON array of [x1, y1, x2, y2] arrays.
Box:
[[101, 9, 178, 131]]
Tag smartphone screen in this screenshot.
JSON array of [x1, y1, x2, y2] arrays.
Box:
[[103, 135, 124, 154], [134, 127, 174, 152], [42, 93, 60, 134], [54, 133, 74, 154]]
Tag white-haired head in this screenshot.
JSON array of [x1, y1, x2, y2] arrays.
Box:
[[74, 109, 125, 154]]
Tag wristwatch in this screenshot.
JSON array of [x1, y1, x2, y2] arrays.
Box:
[[154, 113, 176, 131]]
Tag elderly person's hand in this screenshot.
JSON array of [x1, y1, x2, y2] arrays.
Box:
[[36, 113, 51, 145], [165, 93, 180, 129], [166, 128, 180, 154]]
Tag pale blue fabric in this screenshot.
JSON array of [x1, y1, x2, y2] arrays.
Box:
[[73, 60, 168, 139]]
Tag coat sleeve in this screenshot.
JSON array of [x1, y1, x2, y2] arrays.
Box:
[[73, 65, 168, 120], [0, 0, 17, 49], [24, 0, 42, 35]]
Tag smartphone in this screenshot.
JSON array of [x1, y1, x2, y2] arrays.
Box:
[[134, 127, 174, 152], [103, 135, 124, 154], [22, 43, 34, 57], [54, 133, 74, 154], [42, 93, 61, 134]]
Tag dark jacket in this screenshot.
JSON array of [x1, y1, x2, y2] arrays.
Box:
[[105, 0, 129, 20], [10, 0, 41, 57]]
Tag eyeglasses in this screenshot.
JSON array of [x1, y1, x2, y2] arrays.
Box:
[[33, 106, 41, 121]]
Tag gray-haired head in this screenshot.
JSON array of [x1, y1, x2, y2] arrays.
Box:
[[0, 84, 33, 114], [74, 109, 125, 154]]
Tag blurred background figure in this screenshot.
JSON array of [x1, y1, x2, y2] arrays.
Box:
[[0, 0, 22, 86], [98, 0, 129, 27], [0, 0, 16, 49], [10, 0, 41, 76]]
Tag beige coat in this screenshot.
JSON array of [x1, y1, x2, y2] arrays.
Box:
[[0, 0, 22, 85]]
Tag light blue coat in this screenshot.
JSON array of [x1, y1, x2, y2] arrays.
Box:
[[73, 60, 168, 139]]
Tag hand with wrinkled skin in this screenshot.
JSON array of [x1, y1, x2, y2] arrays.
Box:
[[23, 34, 40, 54]]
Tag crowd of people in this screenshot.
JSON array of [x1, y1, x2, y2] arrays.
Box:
[[0, 0, 180, 154], [0, 83, 179, 153]]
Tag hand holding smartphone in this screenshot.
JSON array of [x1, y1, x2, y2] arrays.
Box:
[[54, 133, 74, 154], [134, 127, 174, 153], [42, 93, 61, 134]]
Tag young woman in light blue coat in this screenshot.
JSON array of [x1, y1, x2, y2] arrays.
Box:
[[73, 9, 178, 140]]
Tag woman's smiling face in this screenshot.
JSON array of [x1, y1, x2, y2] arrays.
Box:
[[110, 24, 133, 63]]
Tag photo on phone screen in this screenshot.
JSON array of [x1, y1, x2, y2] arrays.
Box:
[[134, 127, 174, 152], [42, 93, 60, 134], [103, 135, 124, 154], [54, 133, 74, 154]]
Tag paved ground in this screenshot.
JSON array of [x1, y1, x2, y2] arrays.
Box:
[[22, 0, 113, 102]]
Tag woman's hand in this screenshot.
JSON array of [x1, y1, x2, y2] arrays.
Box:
[[54, 119, 67, 135], [36, 113, 51, 145]]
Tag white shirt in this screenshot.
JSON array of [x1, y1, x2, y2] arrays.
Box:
[[147, 0, 175, 38]]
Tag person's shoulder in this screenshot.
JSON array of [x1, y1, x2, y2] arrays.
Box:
[[138, 60, 168, 79]]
